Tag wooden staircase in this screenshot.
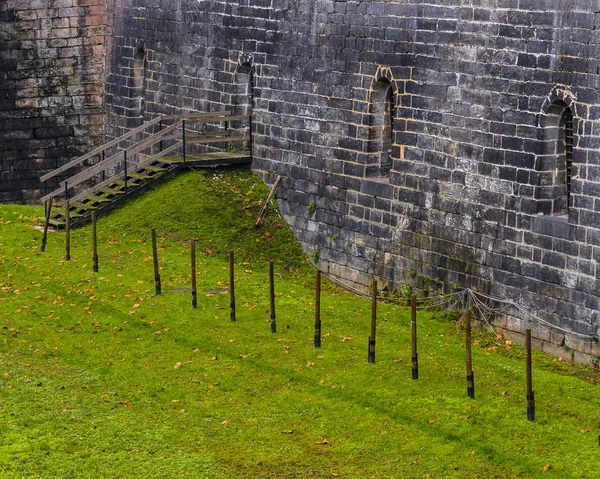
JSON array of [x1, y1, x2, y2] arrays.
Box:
[[40, 111, 253, 228]]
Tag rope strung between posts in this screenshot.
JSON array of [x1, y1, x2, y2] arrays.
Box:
[[305, 259, 599, 344]]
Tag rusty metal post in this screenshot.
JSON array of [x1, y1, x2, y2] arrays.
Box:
[[269, 260, 276, 333], [466, 312, 475, 398], [92, 211, 98, 273], [526, 328, 535, 421], [41, 197, 53, 252], [191, 240, 197, 309], [368, 280, 377, 363], [411, 294, 418, 380], [151, 229, 162, 295], [314, 269, 321, 348], [64, 199, 71, 261], [229, 249, 236, 321]]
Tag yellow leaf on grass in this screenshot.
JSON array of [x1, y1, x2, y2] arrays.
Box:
[[174, 362, 182, 369], [542, 464, 551, 471], [316, 439, 330, 445]]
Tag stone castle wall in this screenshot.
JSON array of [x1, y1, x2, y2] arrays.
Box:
[[4, 0, 600, 360], [0, 0, 108, 202]]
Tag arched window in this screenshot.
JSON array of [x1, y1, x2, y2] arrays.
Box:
[[132, 46, 146, 119], [234, 62, 254, 145], [235, 63, 254, 114], [538, 101, 574, 216], [367, 78, 394, 178]]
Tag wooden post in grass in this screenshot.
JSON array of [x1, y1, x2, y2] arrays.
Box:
[[314, 269, 321, 348], [465, 311, 475, 398], [41, 197, 53, 252], [151, 229, 162, 295], [191, 240, 197, 309], [64, 199, 71, 261], [411, 294, 418, 380], [269, 260, 276, 333], [368, 280, 377, 363], [526, 328, 535, 421], [92, 211, 98, 273], [229, 249, 236, 321]]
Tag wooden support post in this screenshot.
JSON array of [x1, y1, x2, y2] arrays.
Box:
[[102, 151, 106, 182], [254, 175, 282, 227], [526, 328, 535, 421], [225, 120, 230, 153], [368, 280, 377, 363], [182, 120, 187, 163], [249, 114, 253, 162], [269, 260, 276, 333], [411, 294, 418, 380], [229, 249, 236, 321], [41, 197, 53, 252], [466, 312, 475, 398], [64, 199, 71, 261], [159, 119, 164, 152], [314, 269, 321, 348], [191, 240, 197, 309], [92, 211, 98, 273], [151, 229, 162, 295], [123, 151, 128, 194]]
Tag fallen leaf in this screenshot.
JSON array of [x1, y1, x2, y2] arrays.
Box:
[[427, 419, 435, 424], [542, 464, 551, 471], [581, 428, 592, 433], [306, 361, 314, 367], [221, 420, 229, 425], [316, 439, 330, 445], [174, 362, 182, 369], [282, 429, 294, 434]]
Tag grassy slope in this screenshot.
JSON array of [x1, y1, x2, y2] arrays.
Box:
[[0, 169, 599, 478]]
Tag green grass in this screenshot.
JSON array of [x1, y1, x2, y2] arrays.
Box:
[[1, 168, 600, 477]]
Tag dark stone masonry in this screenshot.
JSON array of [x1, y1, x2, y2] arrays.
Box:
[[3, 0, 600, 361]]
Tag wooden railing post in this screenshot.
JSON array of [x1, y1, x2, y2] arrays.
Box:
[[249, 114, 253, 162], [182, 120, 187, 163], [159, 118, 164, 152], [101, 151, 106, 182], [123, 151, 128, 194]]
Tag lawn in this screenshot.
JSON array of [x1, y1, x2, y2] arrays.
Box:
[[1, 168, 599, 478]]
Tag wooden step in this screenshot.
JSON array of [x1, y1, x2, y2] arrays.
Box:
[[113, 179, 139, 188], [54, 210, 84, 218], [127, 172, 153, 180], [99, 187, 125, 195], [158, 157, 184, 164], [142, 165, 167, 172], [71, 201, 97, 210], [49, 218, 65, 227], [85, 194, 112, 203]]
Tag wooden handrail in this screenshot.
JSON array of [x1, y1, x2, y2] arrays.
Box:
[[39, 112, 253, 202], [40, 121, 182, 202], [39, 116, 164, 182]]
